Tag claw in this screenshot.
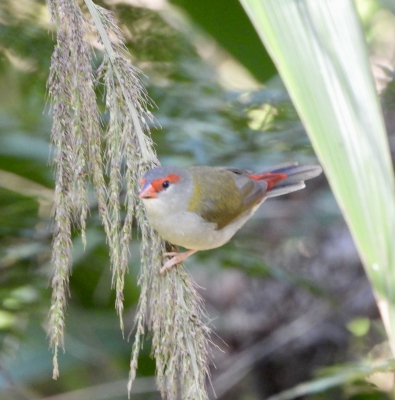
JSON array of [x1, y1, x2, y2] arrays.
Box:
[[160, 249, 197, 274], [163, 252, 178, 257]]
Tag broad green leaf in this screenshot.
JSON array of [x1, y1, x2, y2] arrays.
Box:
[[239, 0, 395, 352]]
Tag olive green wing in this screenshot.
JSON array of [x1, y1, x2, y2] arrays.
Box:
[[226, 167, 268, 213], [188, 167, 267, 230]]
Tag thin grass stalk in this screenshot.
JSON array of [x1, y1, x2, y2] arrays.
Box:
[[86, 2, 158, 329]]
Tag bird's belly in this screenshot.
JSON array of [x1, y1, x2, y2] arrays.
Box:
[[146, 209, 255, 251]]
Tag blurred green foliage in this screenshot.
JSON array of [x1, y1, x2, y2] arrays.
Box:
[[169, 0, 277, 82]]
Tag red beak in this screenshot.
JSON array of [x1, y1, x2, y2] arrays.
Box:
[[139, 181, 157, 199]]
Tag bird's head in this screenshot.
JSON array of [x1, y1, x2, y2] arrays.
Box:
[[139, 166, 193, 214]]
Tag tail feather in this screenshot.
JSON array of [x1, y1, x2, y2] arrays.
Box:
[[266, 182, 306, 198], [256, 163, 322, 198]]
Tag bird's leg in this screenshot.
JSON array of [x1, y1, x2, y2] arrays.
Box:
[[161, 250, 197, 274]]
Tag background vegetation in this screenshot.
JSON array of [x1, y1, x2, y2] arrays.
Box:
[[0, 0, 394, 399]]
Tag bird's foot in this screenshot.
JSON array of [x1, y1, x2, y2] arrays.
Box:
[[160, 250, 197, 274]]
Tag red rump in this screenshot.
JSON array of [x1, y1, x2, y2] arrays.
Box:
[[248, 172, 288, 191]]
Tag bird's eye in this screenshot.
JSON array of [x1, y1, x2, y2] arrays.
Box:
[[162, 180, 170, 189]]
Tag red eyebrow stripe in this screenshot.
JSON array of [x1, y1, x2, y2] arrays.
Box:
[[151, 173, 180, 192], [167, 174, 181, 183]]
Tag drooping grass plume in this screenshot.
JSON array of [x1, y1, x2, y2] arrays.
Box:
[[47, 0, 104, 377], [46, 0, 211, 397]]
